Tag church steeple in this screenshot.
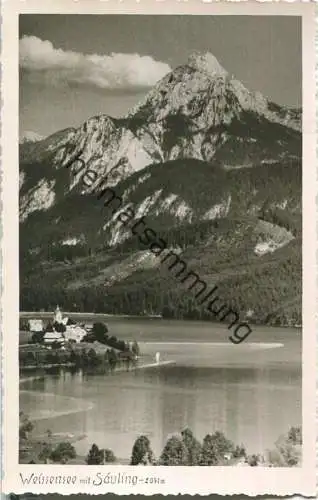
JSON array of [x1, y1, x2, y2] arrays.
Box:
[[54, 305, 63, 324]]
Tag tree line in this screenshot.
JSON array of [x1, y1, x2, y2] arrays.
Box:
[[128, 426, 301, 466], [19, 413, 302, 468], [20, 243, 301, 327]]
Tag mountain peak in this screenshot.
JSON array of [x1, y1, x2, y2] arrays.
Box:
[[20, 130, 45, 144], [187, 52, 228, 78]]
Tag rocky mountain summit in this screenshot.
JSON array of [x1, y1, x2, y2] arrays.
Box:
[[20, 52, 302, 326], [20, 130, 46, 144], [20, 51, 301, 221], [129, 52, 300, 131]]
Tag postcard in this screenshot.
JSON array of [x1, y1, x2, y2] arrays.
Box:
[[5, 494, 317, 500], [1, 0, 316, 496]]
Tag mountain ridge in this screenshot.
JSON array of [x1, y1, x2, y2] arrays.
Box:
[[19, 51, 302, 327], [20, 51, 301, 221], [20, 130, 46, 144]]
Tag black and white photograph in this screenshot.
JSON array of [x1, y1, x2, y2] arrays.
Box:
[[17, 13, 306, 469], [1, 0, 317, 494]]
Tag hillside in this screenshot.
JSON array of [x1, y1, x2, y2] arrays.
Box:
[[19, 52, 302, 327]]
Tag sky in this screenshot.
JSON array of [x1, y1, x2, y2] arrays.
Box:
[[19, 15, 302, 138]]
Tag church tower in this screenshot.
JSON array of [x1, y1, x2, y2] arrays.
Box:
[[54, 305, 63, 324]]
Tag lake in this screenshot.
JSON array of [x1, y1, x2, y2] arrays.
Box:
[[20, 318, 301, 461]]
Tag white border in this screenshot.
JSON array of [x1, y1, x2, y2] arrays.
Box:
[[1, 0, 316, 496]]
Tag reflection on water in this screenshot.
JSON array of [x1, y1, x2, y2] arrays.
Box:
[[19, 388, 94, 420], [20, 320, 301, 460], [20, 364, 300, 460]]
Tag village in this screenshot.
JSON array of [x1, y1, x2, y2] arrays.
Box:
[[19, 306, 141, 371], [23, 306, 92, 346], [19, 307, 302, 468]]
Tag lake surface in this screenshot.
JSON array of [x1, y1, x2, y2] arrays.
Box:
[[20, 318, 301, 461]]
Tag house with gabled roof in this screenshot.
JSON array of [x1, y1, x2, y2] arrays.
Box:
[[43, 331, 65, 346]]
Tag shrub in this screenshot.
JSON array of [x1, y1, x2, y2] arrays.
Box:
[[131, 435, 154, 465], [181, 428, 202, 465], [53, 321, 66, 333], [159, 435, 188, 466], [104, 448, 116, 463], [31, 331, 45, 344], [199, 431, 235, 465], [86, 443, 103, 465], [19, 412, 34, 440], [92, 322, 108, 343], [19, 318, 30, 331], [50, 442, 76, 463]]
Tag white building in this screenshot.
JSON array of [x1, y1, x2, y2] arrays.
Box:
[[43, 331, 65, 346], [64, 325, 87, 343], [54, 305, 63, 324], [29, 319, 43, 332]]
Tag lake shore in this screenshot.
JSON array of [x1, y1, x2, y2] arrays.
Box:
[[20, 311, 163, 321], [20, 310, 302, 329], [19, 318, 301, 464], [20, 358, 177, 383]]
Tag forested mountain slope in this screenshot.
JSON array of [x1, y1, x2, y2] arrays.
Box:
[[20, 52, 302, 326]]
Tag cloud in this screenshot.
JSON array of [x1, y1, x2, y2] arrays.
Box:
[[19, 35, 172, 91]]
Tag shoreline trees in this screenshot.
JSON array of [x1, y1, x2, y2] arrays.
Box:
[[19, 412, 302, 468], [130, 426, 301, 467]]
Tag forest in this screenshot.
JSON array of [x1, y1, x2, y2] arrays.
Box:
[[19, 157, 302, 328]]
